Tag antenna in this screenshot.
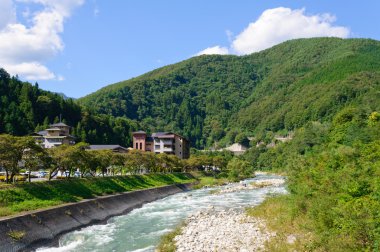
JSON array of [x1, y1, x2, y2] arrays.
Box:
[[59, 114, 62, 123]]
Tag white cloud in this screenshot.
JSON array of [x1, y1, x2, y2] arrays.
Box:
[[3, 62, 56, 80], [0, 0, 84, 80], [232, 7, 350, 54], [196, 45, 229, 56], [196, 7, 350, 56]]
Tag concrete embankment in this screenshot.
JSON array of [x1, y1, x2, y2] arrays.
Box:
[[0, 183, 193, 252]]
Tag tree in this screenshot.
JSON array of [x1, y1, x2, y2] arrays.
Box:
[[235, 132, 250, 147], [21, 137, 49, 182], [226, 157, 254, 181], [0, 134, 27, 183]]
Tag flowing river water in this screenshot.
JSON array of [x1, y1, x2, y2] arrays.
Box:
[[37, 173, 286, 252]]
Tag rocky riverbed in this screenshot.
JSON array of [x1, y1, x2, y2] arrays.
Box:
[[213, 178, 285, 194], [174, 207, 275, 252]]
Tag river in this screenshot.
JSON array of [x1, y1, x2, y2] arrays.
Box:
[[37, 173, 286, 252]]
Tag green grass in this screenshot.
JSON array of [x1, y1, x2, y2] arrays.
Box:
[[156, 222, 185, 252], [0, 173, 195, 217], [246, 195, 317, 252], [190, 171, 229, 189]]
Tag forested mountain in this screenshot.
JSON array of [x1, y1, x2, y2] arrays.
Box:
[[79, 38, 380, 148], [0, 69, 139, 146], [2, 38, 380, 149]]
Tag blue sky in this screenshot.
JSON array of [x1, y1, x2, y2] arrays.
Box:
[[1, 0, 380, 98]]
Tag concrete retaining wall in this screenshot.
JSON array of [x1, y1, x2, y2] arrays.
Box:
[[0, 183, 193, 252]]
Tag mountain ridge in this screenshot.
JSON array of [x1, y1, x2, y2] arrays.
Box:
[[79, 37, 380, 148]]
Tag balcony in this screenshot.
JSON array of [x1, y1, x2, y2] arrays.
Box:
[[163, 147, 174, 152]]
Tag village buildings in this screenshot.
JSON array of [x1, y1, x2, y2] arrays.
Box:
[[32, 122, 189, 159]]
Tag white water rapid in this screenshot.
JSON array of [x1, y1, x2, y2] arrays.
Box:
[[37, 173, 286, 252]]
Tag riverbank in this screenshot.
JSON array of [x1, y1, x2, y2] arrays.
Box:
[[0, 182, 194, 252], [158, 176, 286, 251], [0, 173, 195, 218]]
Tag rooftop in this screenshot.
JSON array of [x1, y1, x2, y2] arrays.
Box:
[[50, 122, 70, 127], [45, 127, 61, 131], [133, 130, 146, 134]]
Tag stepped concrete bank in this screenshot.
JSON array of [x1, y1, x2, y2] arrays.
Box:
[[0, 183, 193, 252]]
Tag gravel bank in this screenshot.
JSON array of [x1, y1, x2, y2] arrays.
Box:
[[174, 208, 274, 252]]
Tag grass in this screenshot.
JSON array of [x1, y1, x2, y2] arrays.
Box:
[[7, 230, 26, 241], [190, 171, 229, 189], [156, 222, 185, 252], [246, 194, 316, 252], [0, 173, 195, 217]]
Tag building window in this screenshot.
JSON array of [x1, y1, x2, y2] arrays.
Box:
[[135, 143, 138, 149], [140, 142, 142, 150], [180, 145, 182, 147], [155, 145, 160, 149]]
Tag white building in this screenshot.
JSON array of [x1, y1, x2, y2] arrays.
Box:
[[33, 123, 75, 148]]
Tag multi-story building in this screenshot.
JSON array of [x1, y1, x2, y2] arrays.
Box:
[[132, 131, 190, 159], [33, 122, 75, 148]]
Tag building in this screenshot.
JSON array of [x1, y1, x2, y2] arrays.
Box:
[[87, 145, 128, 153], [32, 122, 75, 148], [132, 131, 190, 159]]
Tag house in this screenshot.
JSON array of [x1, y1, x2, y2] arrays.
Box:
[[87, 145, 128, 153], [223, 143, 247, 156], [132, 131, 190, 159], [32, 122, 75, 148]]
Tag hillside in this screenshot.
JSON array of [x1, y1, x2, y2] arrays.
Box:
[[0, 69, 139, 146], [79, 38, 380, 148]]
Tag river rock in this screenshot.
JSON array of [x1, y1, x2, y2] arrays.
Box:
[[174, 209, 275, 252]]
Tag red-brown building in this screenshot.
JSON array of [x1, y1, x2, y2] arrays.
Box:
[[132, 131, 190, 159]]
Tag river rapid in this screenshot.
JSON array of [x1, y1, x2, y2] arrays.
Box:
[[37, 173, 286, 252]]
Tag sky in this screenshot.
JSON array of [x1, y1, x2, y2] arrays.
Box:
[[1, 0, 380, 98]]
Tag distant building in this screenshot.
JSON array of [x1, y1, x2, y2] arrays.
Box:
[[223, 143, 247, 156], [88, 145, 128, 153], [32, 122, 75, 148], [132, 131, 190, 159]]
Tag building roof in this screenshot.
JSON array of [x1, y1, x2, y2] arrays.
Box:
[[50, 122, 69, 127], [88, 145, 128, 151], [132, 130, 146, 134], [224, 143, 248, 152], [46, 127, 61, 131], [151, 132, 170, 137], [44, 136, 67, 139], [151, 132, 188, 140], [32, 130, 48, 136]]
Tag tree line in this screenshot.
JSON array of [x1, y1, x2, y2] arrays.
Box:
[[0, 134, 253, 183]]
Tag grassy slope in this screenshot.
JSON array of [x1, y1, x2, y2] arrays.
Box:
[[0, 173, 194, 217]]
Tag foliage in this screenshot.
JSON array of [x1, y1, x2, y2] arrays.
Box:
[[156, 222, 185, 252], [0, 68, 139, 147], [79, 38, 380, 148], [245, 108, 380, 251], [7, 230, 26, 241], [226, 158, 254, 181]]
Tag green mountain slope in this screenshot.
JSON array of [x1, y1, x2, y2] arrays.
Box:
[[80, 38, 380, 148], [0, 69, 139, 146]]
